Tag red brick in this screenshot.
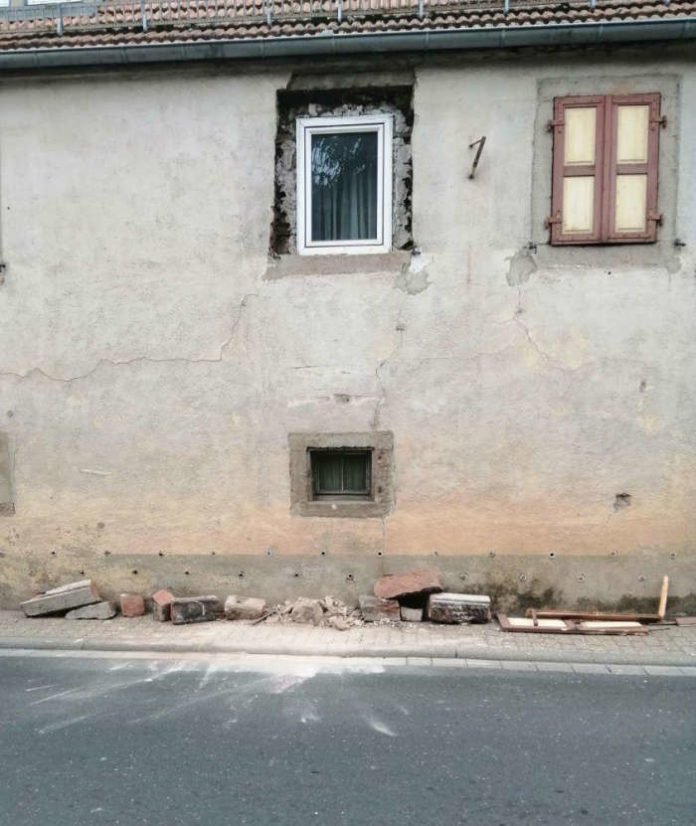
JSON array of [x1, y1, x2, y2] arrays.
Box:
[[120, 593, 146, 617], [152, 589, 175, 622]]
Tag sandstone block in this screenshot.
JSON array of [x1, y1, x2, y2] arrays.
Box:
[[152, 589, 175, 622], [120, 594, 146, 618], [359, 595, 400, 622], [21, 580, 101, 617], [373, 568, 443, 601], [171, 596, 222, 625], [224, 596, 267, 621], [428, 593, 491, 625], [66, 601, 117, 620]]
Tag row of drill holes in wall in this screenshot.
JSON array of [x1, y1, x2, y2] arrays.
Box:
[[51, 549, 682, 562]]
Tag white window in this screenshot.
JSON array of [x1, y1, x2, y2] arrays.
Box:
[[296, 114, 393, 256]]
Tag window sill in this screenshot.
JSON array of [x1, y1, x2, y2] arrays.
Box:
[[264, 251, 411, 280], [293, 500, 390, 519]]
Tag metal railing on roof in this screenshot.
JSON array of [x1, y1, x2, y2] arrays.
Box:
[[0, 0, 676, 38]]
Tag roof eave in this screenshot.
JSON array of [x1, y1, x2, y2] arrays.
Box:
[[1, 17, 695, 70]]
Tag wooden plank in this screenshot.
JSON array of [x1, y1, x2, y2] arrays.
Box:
[[675, 617, 696, 627], [657, 575, 669, 620], [498, 614, 647, 635], [526, 609, 660, 623]]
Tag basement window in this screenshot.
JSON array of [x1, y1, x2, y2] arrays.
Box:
[[297, 115, 392, 255], [289, 431, 394, 518], [310, 449, 372, 499]]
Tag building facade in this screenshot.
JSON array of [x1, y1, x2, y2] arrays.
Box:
[[0, 0, 695, 610]]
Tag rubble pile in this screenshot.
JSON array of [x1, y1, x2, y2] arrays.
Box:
[[261, 596, 363, 631]]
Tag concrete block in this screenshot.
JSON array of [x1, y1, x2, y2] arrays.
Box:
[[66, 601, 117, 620], [152, 589, 174, 622], [374, 568, 442, 601], [170, 596, 222, 625], [428, 593, 492, 625], [359, 595, 400, 622], [21, 580, 101, 617], [400, 606, 423, 622], [224, 596, 267, 621], [120, 594, 146, 618]]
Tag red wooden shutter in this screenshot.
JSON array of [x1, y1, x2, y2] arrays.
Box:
[[605, 93, 661, 243], [549, 96, 605, 245]]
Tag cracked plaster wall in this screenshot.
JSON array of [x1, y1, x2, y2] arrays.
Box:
[[0, 57, 695, 607]]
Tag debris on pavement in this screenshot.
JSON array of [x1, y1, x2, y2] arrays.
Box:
[[152, 589, 175, 622], [171, 595, 222, 625], [675, 617, 696, 626], [260, 595, 362, 630], [224, 596, 267, 621], [373, 568, 443, 601], [400, 605, 423, 622], [497, 613, 648, 635], [359, 595, 400, 622], [120, 594, 146, 618], [428, 593, 491, 624], [21, 579, 102, 617], [65, 601, 117, 620]]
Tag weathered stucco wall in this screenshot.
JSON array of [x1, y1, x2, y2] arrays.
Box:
[[0, 55, 695, 609]]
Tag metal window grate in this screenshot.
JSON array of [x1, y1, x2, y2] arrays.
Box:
[[310, 449, 371, 498]]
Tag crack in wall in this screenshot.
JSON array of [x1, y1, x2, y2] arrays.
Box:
[[0, 294, 258, 385]]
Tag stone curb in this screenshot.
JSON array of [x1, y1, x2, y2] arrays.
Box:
[[0, 635, 694, 668]]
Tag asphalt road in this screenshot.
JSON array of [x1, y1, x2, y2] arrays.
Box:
[[0, 652, 694, 826]]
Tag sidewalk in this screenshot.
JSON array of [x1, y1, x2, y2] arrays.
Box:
[[1, 609, 695, 668]]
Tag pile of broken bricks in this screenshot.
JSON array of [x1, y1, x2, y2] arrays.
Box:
[[19, 570, 687, 636], [17, 569, 493, 629]]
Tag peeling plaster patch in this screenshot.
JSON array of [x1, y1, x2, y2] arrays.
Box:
[[506, 247, 537, 287], [614, 493, 632, 511], [395, 253, 431, 295]]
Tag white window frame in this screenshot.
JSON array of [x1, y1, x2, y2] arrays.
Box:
[[296, 114, 393, 256]]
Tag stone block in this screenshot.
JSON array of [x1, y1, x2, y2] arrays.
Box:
[[170, 596, 222, 625], [224, 596, 267, 621], [374, 568, 443, 601], [120, 594, 146, 618], [359, 595, 400, 622], [21, 579, 101, 617], [152, 589, 175, 622], [66, 601, 117, 620], [400, 605, 423, 622], [428, 593, 492, 625]]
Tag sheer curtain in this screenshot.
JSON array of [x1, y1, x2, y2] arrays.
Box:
[[311, 131, 378, 242]]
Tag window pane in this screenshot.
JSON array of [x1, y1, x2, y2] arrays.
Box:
[[616, 105, 649, 164], [312, 453, 343, 494], [311, 132, 378, 242], [562, 176, 595, 233], [615, 174, 647, 233], [564, 107, 596, 165], [343, 453, 370, 493]]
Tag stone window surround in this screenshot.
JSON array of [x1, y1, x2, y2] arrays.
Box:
[[270, 85, 413, 262], [531, 74, 680, 269], [289, 431, 394, 518]]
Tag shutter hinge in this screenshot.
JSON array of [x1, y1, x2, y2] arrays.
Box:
[[544, 213, 562, 229], [648, 211, 663, 225], [651, 115, 667, 129], [546, 118, 563, 132]]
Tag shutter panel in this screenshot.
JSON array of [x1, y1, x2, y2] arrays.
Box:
[[605, 93, 661, 243], [549, 96, 605, 245]]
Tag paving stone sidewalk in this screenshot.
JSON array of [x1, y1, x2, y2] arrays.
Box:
[[0, 610, 695, 667]]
